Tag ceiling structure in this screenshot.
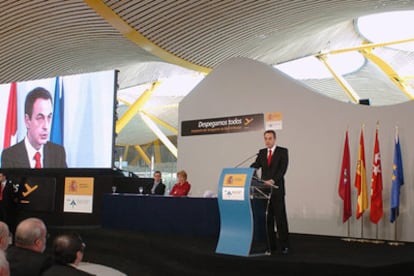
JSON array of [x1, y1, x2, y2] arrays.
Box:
[[1, 0, 414, 150]]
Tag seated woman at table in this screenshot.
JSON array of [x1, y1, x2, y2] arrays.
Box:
[[169, 170, 191, 196]]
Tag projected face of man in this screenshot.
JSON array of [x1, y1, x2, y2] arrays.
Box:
[[264, 132, 276, 149], [25, 98, 53, 150]]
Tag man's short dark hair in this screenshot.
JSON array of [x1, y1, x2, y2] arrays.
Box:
[[53, 233, 85, 265], [264, 130, 276, 138], [25, 87, 53, 118], [154, 170, 161, 176]]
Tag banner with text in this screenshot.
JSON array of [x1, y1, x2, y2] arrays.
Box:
[[181, 113, 264, 136], [63, 177, 94, 213]]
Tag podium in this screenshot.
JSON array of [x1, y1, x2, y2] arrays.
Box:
[[215, 168, 271, 256]]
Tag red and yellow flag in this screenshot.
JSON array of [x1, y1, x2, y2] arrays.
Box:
[[369, 127, 383, 224], [355, 127, 368, 219]]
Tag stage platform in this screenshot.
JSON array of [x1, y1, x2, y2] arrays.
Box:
[[46, 227, 414, 276]]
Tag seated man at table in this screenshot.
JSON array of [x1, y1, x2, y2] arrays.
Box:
[[147, 171, 166, 195], [169, 170, 191, 197]]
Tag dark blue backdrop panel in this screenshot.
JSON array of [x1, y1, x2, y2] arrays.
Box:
[[102, 194, 220, 237]]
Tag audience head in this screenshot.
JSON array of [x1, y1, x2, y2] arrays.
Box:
[[0, 250, 9, 276], [52, 233, 86, 266], [153, 171, 162, 183], [0, 173, 6, 184], [177, 170, 187, 183], [15, 218, 48, 253], [0, 222, 10, 251]]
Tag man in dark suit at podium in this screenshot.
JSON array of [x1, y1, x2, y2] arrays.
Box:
[[251, 130, 289, 255], [1, 87, 67, 168]]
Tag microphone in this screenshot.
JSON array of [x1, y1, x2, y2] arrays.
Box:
[[234, 152, 258, 168]]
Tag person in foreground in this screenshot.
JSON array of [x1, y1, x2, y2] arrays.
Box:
[[42, 233, 94, 276], [6, 217, 53, 275], [0, 222, 10, 251], [1, 87, 67, 168], [0, 250, 9, 276], [169, 170, 191, 196], [250, 130, 289, 255]]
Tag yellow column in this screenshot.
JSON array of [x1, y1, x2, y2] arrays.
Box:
[[134, 145, 151, 166], [359, 47, 414, 100], [115, 81, 160, 134], [316, 55, 360, 103]]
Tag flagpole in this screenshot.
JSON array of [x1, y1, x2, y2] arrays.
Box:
[[389, 218, 404, 246], [347, 219, 350, 238], [360, 215, 364, 239], [394, 218, 397, 241]]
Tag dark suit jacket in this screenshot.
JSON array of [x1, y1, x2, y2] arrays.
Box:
[[42, 263, 95, 276], [149, 181, 166, 195], [251, 146, 289, 195], [1, 140, 67, 168], [0, 179, 19, 230], [7, 246, 54, 276]]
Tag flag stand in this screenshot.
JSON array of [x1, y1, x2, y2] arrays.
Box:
[[389, 218, 404, 246], [371, 223, 384, 244], [341, 220, 353, 242]]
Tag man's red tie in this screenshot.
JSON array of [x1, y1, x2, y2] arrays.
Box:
[[34, 152, 42, 169], [267, 149, 272, 166]]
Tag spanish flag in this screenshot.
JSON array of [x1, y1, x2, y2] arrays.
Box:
[[355, 127, 368, 219]]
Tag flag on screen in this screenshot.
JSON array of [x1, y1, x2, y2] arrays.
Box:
[[390, 131, 404, 223], [50, 77, 64, 145], [355, 127, 368, 219], [3, 82, 17, 149], [338, 130, 351, 223], [369, 127, 383, 224]]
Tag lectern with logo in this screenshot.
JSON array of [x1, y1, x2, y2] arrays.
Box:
[[216, 167, 270, 256]]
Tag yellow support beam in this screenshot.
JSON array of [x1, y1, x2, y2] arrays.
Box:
[[115, 81, 161, 134], [359, 48, 414, 100], [324, 37, 414, 55], [84, 0, 211, 74], [316, 55, 360, 103], [122, 145, 129, 161], [117, 97, 131, 106], [140, 112, 178, 158], [141, 111, 178, 135], [134, 145, 151, 166], [154, 140, 161, 164]]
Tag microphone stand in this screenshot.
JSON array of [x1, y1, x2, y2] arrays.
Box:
[[235, 153, 258, 168]]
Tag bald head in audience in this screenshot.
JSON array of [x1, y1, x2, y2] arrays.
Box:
[[0, 222, 9, 251], [15, 218, 47, 253]]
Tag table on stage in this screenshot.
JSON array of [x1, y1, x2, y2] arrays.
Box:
[[101, 194, 220, 237]]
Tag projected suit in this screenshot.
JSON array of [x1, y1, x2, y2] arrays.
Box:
[[1, 140, 67, 168], [1, 87, 67, 168], [250, 130, 289, 254]]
